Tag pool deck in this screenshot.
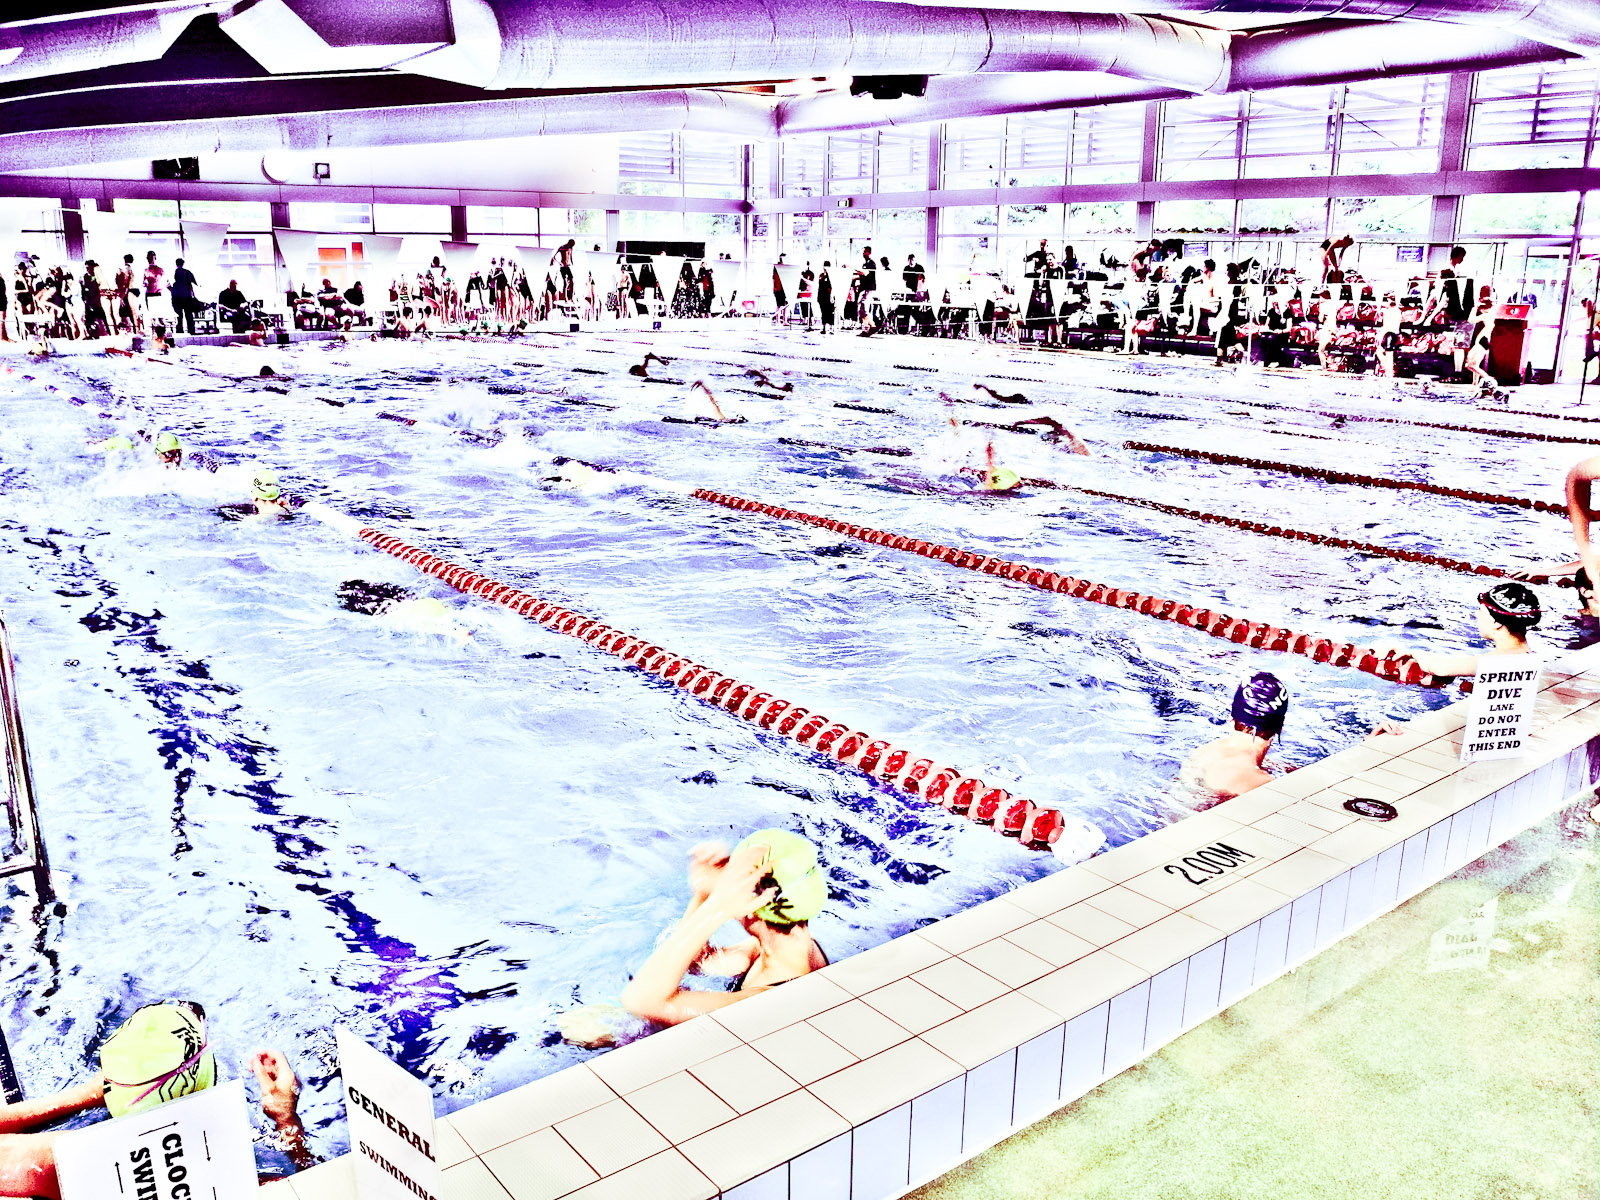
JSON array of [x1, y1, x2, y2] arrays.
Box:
[[262, 640, 1600, 1200]]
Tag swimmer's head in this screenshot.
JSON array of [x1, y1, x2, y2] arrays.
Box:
[[1479, 583, 1541, 637], [1577, 568, 1595, 613], [259, 366, 276, 378], [337, 579, 411, 616], [734, 829, 827, 928], [1232, 671, 1288, 738], [250, 470, 281, 502], [99, 435, 136, 453], [100, 1001, 216, 1119]]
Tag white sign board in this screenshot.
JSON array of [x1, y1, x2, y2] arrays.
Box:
[[338, 1029, 442, 1200], [1427, 897, 1497, 973], [1460, 661, 1543, 762], [55, 1080, 259, 1200]]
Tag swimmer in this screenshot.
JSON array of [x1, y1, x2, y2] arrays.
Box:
[[974, 383, 1031, 405], [978, 441, 1021, 492], [1576, 567, 1600, 619], [1516, 455, 1600, 587], [688, 380, 738, 424], [0, 1001, 313, 1198], [1179, 671, 1289, 804], [621, 831, 829, 1026], [154, 431, 182, 467], [92, 434, 136, 454], [337, 580, 468, 640], [628, 353, 674, 378], [1398, 583, 1541, 680], [249, 469, 290, 518], [742, 368, 794, 393], [1009, 416, 1090, 456]]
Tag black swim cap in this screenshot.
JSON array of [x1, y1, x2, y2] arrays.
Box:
[[1232, 671, 1288, 736], [1479, 582, 1541, 629], [1576, 567, 1592, 593]]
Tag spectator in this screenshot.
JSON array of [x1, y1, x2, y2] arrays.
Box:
[[169, 257, 197, 335], [218, 278, 250, 333]]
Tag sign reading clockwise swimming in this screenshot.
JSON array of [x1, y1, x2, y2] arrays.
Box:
[[54, 1079, 258, 1200], [337, 1029, 442, 1200], [1460, 662, 1543, 763]]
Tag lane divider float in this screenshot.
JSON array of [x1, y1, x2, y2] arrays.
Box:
[[1124, 441, 1565, 514], [690, 487, 1449, 689], [303, 506, 1100, 860], [1235, 398, 1600, 446]]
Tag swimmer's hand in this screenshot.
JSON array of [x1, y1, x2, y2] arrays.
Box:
[[687, 842, 731, 902], [250, 1049, 301, 1127], [703, 843, 778, 921], [1365, 721, 1405, 743]]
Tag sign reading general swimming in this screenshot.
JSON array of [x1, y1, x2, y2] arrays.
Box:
[[337, 1029, 442, 1200], [1460, 661, 1542, 762], [54, 1079, 258, 1200]]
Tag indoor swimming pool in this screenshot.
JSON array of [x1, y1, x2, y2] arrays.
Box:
[[0, 328, 1587, 1161]]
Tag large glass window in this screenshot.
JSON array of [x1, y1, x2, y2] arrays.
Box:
[[289, 203, 372, 231], [1459, 192, 1581, 236], [1469, 62, 1600, 170], [942, 117, 1004, 189], [877, 131, 928, 192], [782, 135, 827, 198], [1160, 94, 1243, 182], [1337, 75, 1446, 174], [1004, 111, 1071, 187], [827, 132, 875, 194], [618, 131, 680, 197], [371, 204, 450, 233], [682, 134, 743, 200], [1069, 104, 1143, 185], [1244, 86, 1337, 178], [467, 206, 539, 236]]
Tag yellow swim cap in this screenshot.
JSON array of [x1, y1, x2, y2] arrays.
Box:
[[983, 466, 1021, 492], [100, 1002, 216, 1119], [734, 829, 828, 926], [98, 435, 135, 453], [251, 470, 281, 501]]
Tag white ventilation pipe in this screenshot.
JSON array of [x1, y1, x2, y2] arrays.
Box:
[[0, 5, 222, 85]]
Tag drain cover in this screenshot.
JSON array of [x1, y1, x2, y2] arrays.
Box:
[[1344, 797, 1398, 821]]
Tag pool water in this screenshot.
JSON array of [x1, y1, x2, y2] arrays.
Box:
[[0, 327, 1584, 1161]]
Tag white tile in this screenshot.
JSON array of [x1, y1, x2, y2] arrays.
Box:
[[1315, 871, 1351, 950], [1019, 949, 1149, 1021], [807, 999, 913, 1061], [680, 1091, 849, 1192], [858, 978, 962, 1036], [1182, 941, 1226, 1028], [555, 1098, 671, 1177], [443, 1156, 516, 1200], [751, 1022, 858, 1087], [1010, 1024, 1065, 1127], [451, 1065, 618, 1153], [1253, 904, 1292, 988], [910, 958, 1009, 1012], [907, 1079, 965, 1186], [1103, 980, 1152, 1076], [1185, 879, 1287, 934], [1143, 961, 1189, 1055], [961, 1050, 1017, 1154], [285, 1158, 353, 1200], [587, 1018, 740, 1097], [1002, 921, 1097, 969], [626, 1071, 739, 1144], [919, 991, 1058, 1071], [1464, 796, 1495, 859], [435, 1118, 475, 1170], [851, 1105, 911, 1200], [958, 939, 1055, 989], [1344, 856, 1379, 929], [722, 1164, 786, 1200], [807, 1039, 964, 1127], [790, 1131, 850, 1200], [1395, 830, 1431, 903], [1372, 843, 1404, 912], [1083, 885, 1173, 928], [1046, 901, 1139, 948], [480, 1128, 598, 1200], [1105, 912, 1218, 975], [817, 934, 949, 998], [1284, 889, 1322, 968], [689, 1045, 800, 1115], [916, 898, 1034, 955], [557, 1151, 718, 1200], [1421, 817, 1452, 885], [711, 973, 856, 1043], [1003, 867, 1113, 918], [1217, 922, 1261, 1009], [1058, 1002, 1110, 1103]]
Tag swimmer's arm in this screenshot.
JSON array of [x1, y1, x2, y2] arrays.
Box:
[[620, 904, 759, 1023], [1405, 648, 1479, 679], [0, 1132, 60, 1198], [0, 1077, 104, 1134], [692, 939, 760, 979], [1567, 459, 1600, 583]]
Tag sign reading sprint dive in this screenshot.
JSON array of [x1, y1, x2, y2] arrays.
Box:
[[338, 1029, 442, 1200], [1460, 662, 1542, 762], [54, 1080, 258, 1200]]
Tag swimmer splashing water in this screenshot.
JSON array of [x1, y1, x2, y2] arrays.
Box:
[[628, 353, 674, 378]]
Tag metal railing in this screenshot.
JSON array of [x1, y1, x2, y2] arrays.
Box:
[[0, 612, 51, 903]]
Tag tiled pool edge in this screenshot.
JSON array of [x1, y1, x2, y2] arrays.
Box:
[[268, 645, 1600, 1200]]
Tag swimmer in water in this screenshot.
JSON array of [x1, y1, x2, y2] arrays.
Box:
[[1575, 567, 1599, 619], [1516, 455, 1600, 587], [973, 383, 1031, 405], [1009, 416, 1090, 456], [1398, 583, 1541, 680], [688, 380, 738, 424], [742, 368, 794, 393], [628, 353, 674, 378], [337, 580, 467, 639], [249, 469, 290, 518], [621, 831, 829, 1026], [1179, 671, 1289, 805], [978, 441, 1021, 492], [92, 434, 136, 455], [154, 431, 182, 467], [0, 1001, 314, 1198]]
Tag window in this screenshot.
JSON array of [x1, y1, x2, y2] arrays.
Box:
[[683, 134, 743, 199], [877, 131, 928, 192], [826, 206, 872, 253], [943, 117, 1003, 189], [1337, 75, 1446, 174], [1160, 94, 1242, 182], [175, 200, 272, 227], [751, 142, 775, 201], [1069, 104, 1143, 184], [827, 132, 875, 194], [619, 131, 680, 197], [1244, 86, 1337, 178], [782, 135, 827, 198], [1067, 202, 1135, 237], [289, 203, 372, 231], [1469, 62, 1599, 170], [372, 204, 451, 234], [467, 206, 539, 235], [1329, 195, 1431, 241], [1154, 199, 1233, 237], [1459, 192, 1580, 237], [1237, 196, 1329, 239], [1004, 112, 1071, 187]]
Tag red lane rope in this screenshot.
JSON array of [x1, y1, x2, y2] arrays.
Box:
[[1238, 398, 1600, 445], [1481, 406, 1600, 426], [352, 527, 1076, 852], [1060, 484, 1571, 588], [690, 487, 1448, 689], [1124, 441, 1566, 515]]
